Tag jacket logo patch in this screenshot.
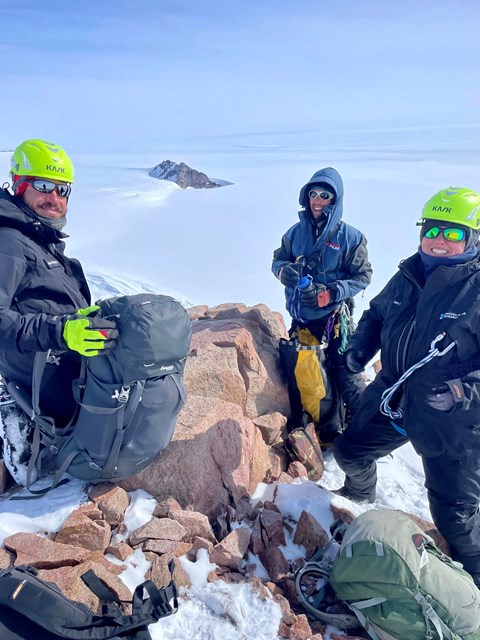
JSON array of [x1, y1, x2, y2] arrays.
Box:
[[326, 241, 340, 250], [393, 300, 401, 305], [439, 312, 466, 320], [46, 260, 60, 267]]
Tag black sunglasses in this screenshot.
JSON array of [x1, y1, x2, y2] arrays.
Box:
[[308, 189, 334, 201], [26, 179, 72, 198]]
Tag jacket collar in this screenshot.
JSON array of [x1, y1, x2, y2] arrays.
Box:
[[0, 188, 66, 244]]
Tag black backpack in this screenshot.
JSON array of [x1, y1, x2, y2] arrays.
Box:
[[0, 564, 177, 640], [7, 293, 192, 495]]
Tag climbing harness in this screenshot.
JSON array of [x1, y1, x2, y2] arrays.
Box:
[[380, 333, 455, 420]]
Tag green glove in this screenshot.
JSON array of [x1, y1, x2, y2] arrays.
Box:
[[63, 307, 119, 357]]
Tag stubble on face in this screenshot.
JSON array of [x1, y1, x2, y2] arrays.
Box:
[[22, 187, 68, 219]]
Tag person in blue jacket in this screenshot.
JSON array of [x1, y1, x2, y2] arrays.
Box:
[[272, 167, 372, 427]]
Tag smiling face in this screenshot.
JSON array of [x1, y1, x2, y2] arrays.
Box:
[[308, 187, 335, 219], [421, 224, 467, 257], [21, 179, 69, 219]]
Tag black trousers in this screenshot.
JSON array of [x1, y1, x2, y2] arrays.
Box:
[[333, 384, 480, 585]]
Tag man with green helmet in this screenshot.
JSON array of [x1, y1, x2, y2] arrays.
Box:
[[0, 139, 118, 484], [332, 186, 480, 586]]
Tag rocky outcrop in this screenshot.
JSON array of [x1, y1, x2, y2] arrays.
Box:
[[148, 160, 229, 189], [120, 303, 290, 516]]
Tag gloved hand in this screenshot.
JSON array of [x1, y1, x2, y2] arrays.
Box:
[[427, 380, 464, 411], [279, 263, 303, 288], [63, 306, 119, 356], [300, 283, 331, 308], [345, 349, 366, 374]]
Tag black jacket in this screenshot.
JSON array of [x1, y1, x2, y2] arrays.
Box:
[[0, 189, 90, 388], [349, 251, 480, 458]]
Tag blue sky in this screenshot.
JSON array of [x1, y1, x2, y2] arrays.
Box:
[[1, 0, 479, 153]]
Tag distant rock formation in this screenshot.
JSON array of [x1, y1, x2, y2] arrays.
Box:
[[148, 160, 231, 189]]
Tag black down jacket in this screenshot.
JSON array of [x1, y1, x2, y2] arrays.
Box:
[[349, 251, 480, 458], [0, 188, 90, 388]]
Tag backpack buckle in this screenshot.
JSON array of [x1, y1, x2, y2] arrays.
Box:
[[111, 385, 130, 404]]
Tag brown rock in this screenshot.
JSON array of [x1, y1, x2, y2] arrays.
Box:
[[253, 412, 287, 445], [293, 511, 329, 556], [153, 497, 183, 518], [106, 542, 134, 561], [192, 536, 215, 554], [5, 533, 89, 568], [168, 510, 216, 543], [329, 504, 355, 525], [278, 578, 300, 605], [274, 593, 295, 624], [88, 484, 130, 526], [289, 613, 313, 640], [278, 622, 291, 638], [287, 461, 309, 479], [210, 528, 251, 569], [122, 396, 270, 516], [83, 551, 125, 575], [259, 547, 289, 583], [0, 547, 13, 569], [143, 539, 192, 557], [246, 574, 271, 599], [55, 510, 111, 553], [147, 553, 191, 589], [187, 305, 209, 320], [38, 561, 131, 614], [276, 472, 294, 484], [120, 304, 290, 517], [129, 518, 186, 546], [268, 444, 290, 480]]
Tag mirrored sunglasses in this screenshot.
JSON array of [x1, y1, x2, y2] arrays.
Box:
[[27, 179, 71, 198], [308, 189, 334, 201], [424, 226, 465, 243]]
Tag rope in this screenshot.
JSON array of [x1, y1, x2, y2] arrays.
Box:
[[337, 302, 354, 355], [380, 333, 455, 420]]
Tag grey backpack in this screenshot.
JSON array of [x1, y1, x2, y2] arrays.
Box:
[[8, 293, 192, 494]]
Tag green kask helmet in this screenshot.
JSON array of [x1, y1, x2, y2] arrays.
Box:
[[10, 139, 74, 183], [421, 187, 480, 230]]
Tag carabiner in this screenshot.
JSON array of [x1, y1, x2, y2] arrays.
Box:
[[429, 332, 455, 356]]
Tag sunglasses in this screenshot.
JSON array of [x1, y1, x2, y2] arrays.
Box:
[[308, 189, 334, 201], [26, 179, 72, 198], [424, 226, 466, 243]]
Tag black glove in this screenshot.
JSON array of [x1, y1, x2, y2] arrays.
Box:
[[299, 283, 328, 308], [345, 349, 366, 374], [426, 380, 464, 412], [279, 263, 303, 288]]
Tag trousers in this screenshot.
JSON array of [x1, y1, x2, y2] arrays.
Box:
[[333, 381, 480, 585]]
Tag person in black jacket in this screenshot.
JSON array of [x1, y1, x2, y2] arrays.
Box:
[[333, 186, 480, 585], [0, 139, 118, 482]]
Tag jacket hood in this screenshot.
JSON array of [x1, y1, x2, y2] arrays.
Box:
[[298, 167, 344, 208], [0, 188, 65, 244], [298, 167, 344, 236]]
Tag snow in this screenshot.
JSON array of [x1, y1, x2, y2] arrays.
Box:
[[0, 127, 478, 637]]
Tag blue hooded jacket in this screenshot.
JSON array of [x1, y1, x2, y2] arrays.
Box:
[[272, 167, 372, 323]]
